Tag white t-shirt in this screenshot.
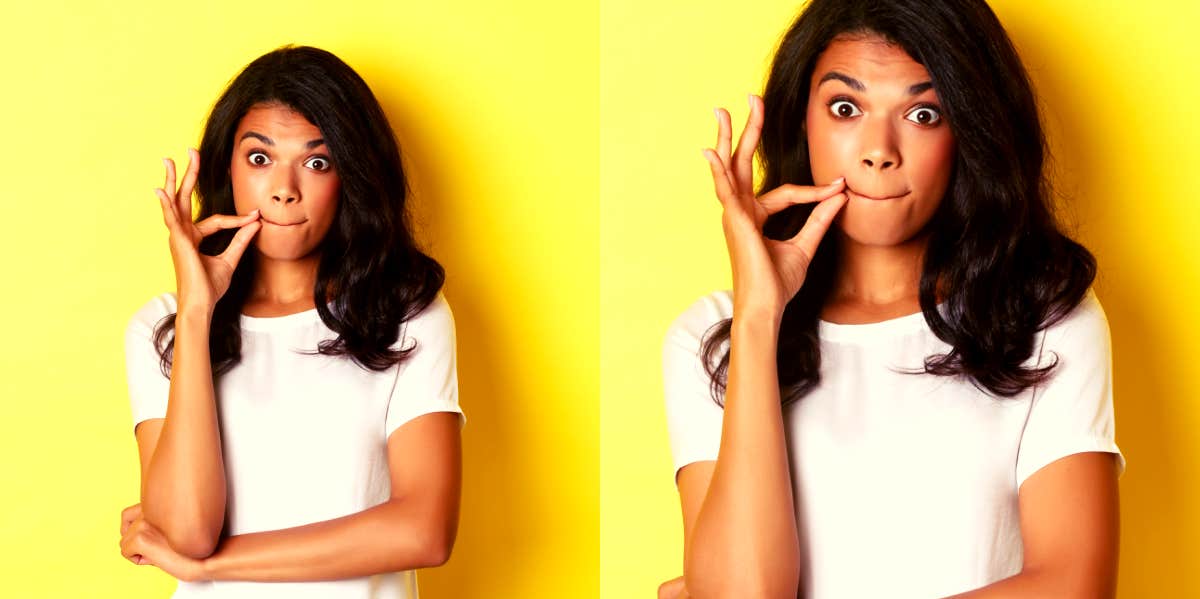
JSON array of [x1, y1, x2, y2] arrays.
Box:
[[663, 288, 1125, 599], [125, 292, 463, 599]]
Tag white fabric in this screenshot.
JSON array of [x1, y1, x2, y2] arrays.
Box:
[[662, 288, 1124, 599], [125, 293, 462, 599]]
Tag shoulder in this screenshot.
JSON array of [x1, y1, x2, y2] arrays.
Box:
[[125, 293, 178, 337], [665, 289, 734, 348], [398, 292, 455, 343], [1039, 288, 1110, 357]]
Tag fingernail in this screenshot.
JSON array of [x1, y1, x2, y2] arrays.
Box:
[[713, 108, 720, 121], [162, 158, 169, 167], [831, 177, 845, 185]]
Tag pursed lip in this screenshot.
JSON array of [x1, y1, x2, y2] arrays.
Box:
[[260, 215, 308, 227], [845, 185, 909, 201]]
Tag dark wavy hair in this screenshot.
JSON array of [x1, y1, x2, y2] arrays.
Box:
[[701, 0, 1095, 404], [154, 45, 444, 375]]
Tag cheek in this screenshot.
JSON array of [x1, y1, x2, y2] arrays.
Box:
[[229, 163, 263, 213], [805, 110, 856, 183], [905, 132, 955, 191], [304, 176, 341, 224]]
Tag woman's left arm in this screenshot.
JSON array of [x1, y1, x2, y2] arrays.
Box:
[[122, 410, 461, 581], [941, 450, 1120, 599]]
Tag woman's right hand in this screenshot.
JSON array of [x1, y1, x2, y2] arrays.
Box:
[[702, 95, 848, 319], [155, 148, 261, 316]]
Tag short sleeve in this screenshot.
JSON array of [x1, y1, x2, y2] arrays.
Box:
[[1016, 289, 1126, 487], [124, 293, 178, 431], [662, 291, 732, 478], [384, 293, 463, 439]]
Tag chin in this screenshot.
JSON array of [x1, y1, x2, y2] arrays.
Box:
[[252, 238, 320, 262], [833, 194, 938, 247]]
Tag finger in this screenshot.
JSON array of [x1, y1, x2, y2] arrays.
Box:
[[756, 178, 845, 214], [219, 220, 262, 266], [163, 158, 177, 207], [177, 148, 201, 224], [196, 210, 260, 237], [787, 192, 849, 258], [713, 108, 733, 170], [731, 94, 764, 195], [155, 188, 180, 231], [120, 505, 141, 535], [702, 148, 736, 207]]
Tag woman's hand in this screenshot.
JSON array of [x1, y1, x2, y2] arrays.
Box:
[[658, 575, 689, 599], [120, 502, 210, 582], [155, 148, 261, 316], [702, 95, 848, 319]]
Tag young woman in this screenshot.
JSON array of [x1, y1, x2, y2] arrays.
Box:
[[119, 46, 462, 598], [661, 1, 1124, 597]]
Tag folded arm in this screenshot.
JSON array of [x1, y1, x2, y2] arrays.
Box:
[[200, 411, 462, 581]]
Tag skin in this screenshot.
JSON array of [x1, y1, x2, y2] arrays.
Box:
[[120, 103, 462, 581], [661, 36, 1119, 599]]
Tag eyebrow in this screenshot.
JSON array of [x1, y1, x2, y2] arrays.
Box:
[[817, 71, 933, 96], [239, 131, 326, 149]]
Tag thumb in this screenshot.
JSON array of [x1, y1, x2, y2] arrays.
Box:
[[219, 220, 262, 267]]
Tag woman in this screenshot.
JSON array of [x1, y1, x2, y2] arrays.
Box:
[[119, 46, 462, 598], [661, 1, 1124, 597]]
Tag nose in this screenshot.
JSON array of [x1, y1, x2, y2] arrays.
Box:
[[271, 166, 300, 204], [858, 115, 901, 171]]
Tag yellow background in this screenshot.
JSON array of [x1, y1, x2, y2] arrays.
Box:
[[0, 1, 596, 597], [2, 0, 1197, 597], [600, 1, 1200, 598]]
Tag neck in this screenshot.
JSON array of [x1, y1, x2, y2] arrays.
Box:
[[246, 251, 321, 310], [829, 229, 927, 307]]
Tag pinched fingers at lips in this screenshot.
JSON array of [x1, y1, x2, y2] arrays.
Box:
[[755, 179, 846, 214], [787, 190, 849, 258], [195, 210, 261, 237]]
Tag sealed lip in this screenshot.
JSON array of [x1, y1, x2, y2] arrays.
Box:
[[261, 216, 308, 226], [845, 185, 909, 201]]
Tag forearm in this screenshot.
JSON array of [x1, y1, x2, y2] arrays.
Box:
[[201, 497, 453, 581], [685, 309, 800, 598], [142, 307, 227, 556], [942, 567, 1112, 599]]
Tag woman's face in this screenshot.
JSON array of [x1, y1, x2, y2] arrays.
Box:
[[230, 102, 340, 261], [805, 34, 955, 247]]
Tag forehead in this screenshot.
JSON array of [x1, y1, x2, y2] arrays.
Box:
[[234, 103, 323, 138], [811, 35, 931, 88]]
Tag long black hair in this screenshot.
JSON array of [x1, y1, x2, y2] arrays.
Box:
[[154, 45, 444, 375], [702, 0, 1095, 404]]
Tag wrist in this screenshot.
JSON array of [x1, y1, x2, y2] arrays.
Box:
[[175, 303, 214, 326], [732, 304, 784, 334]]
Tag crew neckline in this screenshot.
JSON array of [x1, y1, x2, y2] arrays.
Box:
[[239, 306, 323, 331], [817, 303, 944, 342]]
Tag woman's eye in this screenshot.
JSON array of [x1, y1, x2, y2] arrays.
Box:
[[305, 156, 331, 171], [828, 99, 862, 119], [906, 106, 942, 126], [248, 151, 271, 166]]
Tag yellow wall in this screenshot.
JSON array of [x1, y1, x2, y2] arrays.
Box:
[[0, 1, 596, 597], [2, 0, 1196, 597], [599, 1, 1200, 598]]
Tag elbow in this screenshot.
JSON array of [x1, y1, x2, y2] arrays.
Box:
[[159, 520, 222, 559], [142, 507, 222, 559], [408, 522, 456, 569], [171, 534, 220, 560]]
